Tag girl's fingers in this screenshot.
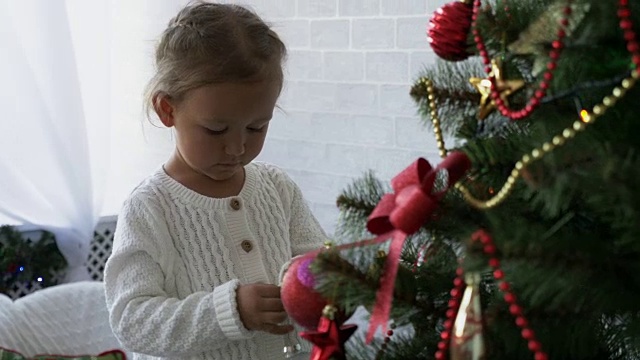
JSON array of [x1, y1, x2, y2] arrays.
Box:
[[261, 311, 288, 325], [258, 298, 286, 312], [257, 284, 282, 298]]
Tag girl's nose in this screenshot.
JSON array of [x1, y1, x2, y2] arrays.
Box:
[[224, 135, 245, 156]]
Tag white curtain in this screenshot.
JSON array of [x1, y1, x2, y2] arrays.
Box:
[[0, 0, 110, 281]]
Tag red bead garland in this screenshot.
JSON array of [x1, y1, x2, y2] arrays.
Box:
[[471, 0, 572, 120], [434, 230, 548, 360], [618, 0, 640, 70], [375, 324, 396, 360], [434, 267, 465, 360], [472, 0, 639, 121]]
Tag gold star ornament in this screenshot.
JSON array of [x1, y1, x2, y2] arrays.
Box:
[[469, 59, 526, 120]]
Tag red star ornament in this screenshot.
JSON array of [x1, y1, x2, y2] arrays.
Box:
[[300, 305, 358, 360]]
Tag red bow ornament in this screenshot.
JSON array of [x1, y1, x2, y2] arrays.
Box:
[[365, 151, 471, 342]]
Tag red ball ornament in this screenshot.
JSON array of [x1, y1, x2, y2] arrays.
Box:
[[281, 256, 328, 329], [427, 0, 474, 61]]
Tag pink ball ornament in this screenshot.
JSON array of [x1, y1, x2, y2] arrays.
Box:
[[281, 256, 328, 329]]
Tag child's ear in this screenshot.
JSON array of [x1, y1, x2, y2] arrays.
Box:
[[153, 93, 176, 128]]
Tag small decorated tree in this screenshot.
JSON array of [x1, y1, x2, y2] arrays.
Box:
[[0, 225, 67, 298]]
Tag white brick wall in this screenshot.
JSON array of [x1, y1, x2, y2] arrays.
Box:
[[103, 0, 450, 236], [252, 0, 450, 234]]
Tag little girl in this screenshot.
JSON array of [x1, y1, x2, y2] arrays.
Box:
[[104, 2, 327, 359]]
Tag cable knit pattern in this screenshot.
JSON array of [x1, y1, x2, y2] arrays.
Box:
[[104, 162, 327, 360]]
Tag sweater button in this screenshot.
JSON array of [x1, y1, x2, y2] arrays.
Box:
[[230, 198, 241, 211], [241, 240, 253, 253]]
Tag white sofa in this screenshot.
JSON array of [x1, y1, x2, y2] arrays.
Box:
[[0, 281, 132, 358]]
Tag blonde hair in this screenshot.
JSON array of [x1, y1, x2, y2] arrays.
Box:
[[145, 1, 287, 115]]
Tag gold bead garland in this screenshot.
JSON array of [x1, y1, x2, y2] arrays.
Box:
[[423, 79, 448, 159], [418, 70, 637, 209]]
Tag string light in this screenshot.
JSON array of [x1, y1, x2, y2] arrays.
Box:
[[579, 109, 589, 122], [419, 68, 637, 209]]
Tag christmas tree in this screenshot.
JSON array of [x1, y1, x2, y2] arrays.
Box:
[[280, 0, 640, 359]]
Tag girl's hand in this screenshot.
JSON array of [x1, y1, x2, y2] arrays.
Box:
[[236, 283, 294, 335]]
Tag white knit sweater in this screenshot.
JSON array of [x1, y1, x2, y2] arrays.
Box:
[[104, 162, 327, 360]]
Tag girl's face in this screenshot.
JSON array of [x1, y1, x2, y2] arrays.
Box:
[[162, 80, 280, 182]]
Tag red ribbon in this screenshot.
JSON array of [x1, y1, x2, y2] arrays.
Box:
[[364, 151, 471, 343]]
